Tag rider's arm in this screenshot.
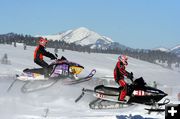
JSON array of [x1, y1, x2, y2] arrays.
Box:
[[126, 71, 133, 80], [117, 62, 128, 76], [39, 46, 56, 59], [117, 62, 133, 79]]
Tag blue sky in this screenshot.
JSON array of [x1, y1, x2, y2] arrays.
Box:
[[0, 0, 179, 49]]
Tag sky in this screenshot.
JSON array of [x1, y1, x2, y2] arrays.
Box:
[[0, 0, 179, 49]]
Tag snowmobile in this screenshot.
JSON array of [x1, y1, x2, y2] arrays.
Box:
[[17, 56, 96, 82], [8, 56, 96, 93], [75, 77, 170, 113]]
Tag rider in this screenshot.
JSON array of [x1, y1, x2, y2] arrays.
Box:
[[34, 37, 57, 77], [114, 54, 133, 102]]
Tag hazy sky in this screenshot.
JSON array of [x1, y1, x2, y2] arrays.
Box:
[[0, 0, 179, 49]]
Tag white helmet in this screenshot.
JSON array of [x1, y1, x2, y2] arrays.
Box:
[[118, 55, 128, 66]]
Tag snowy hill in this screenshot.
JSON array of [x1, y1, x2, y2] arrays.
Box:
[[0, 44, 180, 119]]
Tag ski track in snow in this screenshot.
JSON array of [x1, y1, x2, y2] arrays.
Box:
[[0, 44, 180, 119]]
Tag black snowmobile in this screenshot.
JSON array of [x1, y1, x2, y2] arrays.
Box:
[[75, 77, 169, 113]]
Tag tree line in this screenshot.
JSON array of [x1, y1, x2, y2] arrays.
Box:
[[0, 33, 179, 68]]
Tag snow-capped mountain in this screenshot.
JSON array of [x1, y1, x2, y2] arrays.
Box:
[[154, 45, 180, 57], [41, 27, 114, 48], [170, 45, 180, 57], [153, 47, 170, 52]]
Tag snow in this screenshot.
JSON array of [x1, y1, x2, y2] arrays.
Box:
[[170, 45, 180, 51], [170, 44, 180, 56], [0, 44, 180, 119], [154, 45, 180, 56], [40, 27, 113, 46], [40, 30, 73, 41], [153, 47, 170, 52]]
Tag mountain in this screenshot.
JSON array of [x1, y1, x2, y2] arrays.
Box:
[[154, 45, 180, 57], [170, 45, 180, 57], [40, 27, 126, 49], [42, 27, 113, 45], [153, 47, 170, 52]]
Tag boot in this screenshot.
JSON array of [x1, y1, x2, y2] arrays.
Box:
[[124, 96, 130, 102]]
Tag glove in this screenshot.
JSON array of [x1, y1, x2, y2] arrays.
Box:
[[127, 72, 134, 81], [51, 55, 57, 60]]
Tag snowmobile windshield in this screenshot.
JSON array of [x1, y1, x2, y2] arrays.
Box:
[[69, 66, 84, 75], [134, 77, 146, 86]]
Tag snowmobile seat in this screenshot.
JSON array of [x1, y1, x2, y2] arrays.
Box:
[[94, 85, 120, 95], [23, 65, 54, 75], [23, 68, 45, 75]]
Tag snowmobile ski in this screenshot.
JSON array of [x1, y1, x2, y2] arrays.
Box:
[[145, 108, 165, 114], [62, 69, 96, 85], [75, 88, 94, 103], [7, 79, 18, 92], [21, 79, 58, 93], [6, 75, 20, 92], [145, 98, 170, 114]]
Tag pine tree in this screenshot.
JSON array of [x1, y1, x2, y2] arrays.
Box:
[[24, 43, 27, 50], [54, 47, 58, 54], [14, 42, 16, 47]]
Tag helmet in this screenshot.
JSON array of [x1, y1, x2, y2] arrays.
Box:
[[39, 37, 48, 47], [69, 66, 84, 75], [118, 55, 128, 66]]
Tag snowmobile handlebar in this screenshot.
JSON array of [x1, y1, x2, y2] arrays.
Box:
[[51, 53, 58, 60], [127, 72, 134, 83], [55, 53, 58, 58]]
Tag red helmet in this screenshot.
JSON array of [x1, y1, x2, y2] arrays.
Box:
[[39, 37, 48, 47], [118, 55, 128, 66]]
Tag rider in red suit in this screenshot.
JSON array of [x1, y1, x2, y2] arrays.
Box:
[[33, 37, 57, 77], [114, 55, 133, 101], [34, 37, 56, 68]]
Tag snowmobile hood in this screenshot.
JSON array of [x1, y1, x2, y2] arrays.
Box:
[[69, 66, 84, 75]]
